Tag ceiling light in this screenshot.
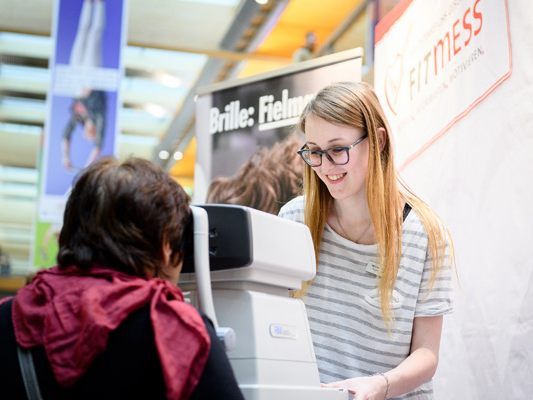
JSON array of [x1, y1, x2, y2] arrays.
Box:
[[255, 0, 268, 4], [144, 103, 168, 118], [155, 71, 182, 88], [158, 150, 170, 160], [173, 151, 184, 161]]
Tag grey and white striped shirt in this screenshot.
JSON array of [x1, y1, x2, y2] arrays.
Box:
[[279, 196, 454, 400]]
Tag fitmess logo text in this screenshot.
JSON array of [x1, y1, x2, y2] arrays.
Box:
[[384, 0, 483, 115]]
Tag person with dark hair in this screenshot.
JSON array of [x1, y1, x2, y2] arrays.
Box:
[[0, 157, 244, 400], [207, 133, 304, 215]]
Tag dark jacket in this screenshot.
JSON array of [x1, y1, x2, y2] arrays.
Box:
[[0, 298, 244, 400]]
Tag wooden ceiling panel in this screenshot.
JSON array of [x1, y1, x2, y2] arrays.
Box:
[[127, 0, 238, 50], [0, 0, 239, 52], [0, 129, 40, 168], [0, 0, 53, 36]]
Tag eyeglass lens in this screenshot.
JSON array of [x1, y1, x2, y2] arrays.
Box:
[[303, 147, 349, 166]]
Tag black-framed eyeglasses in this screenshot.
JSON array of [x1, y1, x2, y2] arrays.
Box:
[[297, 134, 368, 167]]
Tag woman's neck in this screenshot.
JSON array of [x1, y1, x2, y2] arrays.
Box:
[[329, 195, 376, 245]]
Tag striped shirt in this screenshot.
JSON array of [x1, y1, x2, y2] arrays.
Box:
[[279, 196, 454, 400]]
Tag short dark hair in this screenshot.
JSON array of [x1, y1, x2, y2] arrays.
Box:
[[57, 157, 191, 278]]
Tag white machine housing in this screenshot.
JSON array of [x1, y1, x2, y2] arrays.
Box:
[[180, 205, 347, 400], [181, 204, 315, 290]]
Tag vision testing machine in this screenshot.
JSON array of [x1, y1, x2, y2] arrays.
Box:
[[180, 205, 348, 400]]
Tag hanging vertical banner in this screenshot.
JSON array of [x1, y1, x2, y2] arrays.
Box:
[[39, 0, 126, 222], [374, 0, 511, 168], [33, 0, 127, 267]]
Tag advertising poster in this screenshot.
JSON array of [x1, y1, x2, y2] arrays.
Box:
[[194, 49, 363, 203], [374, 0, 511, 168], [33, 0, 127, 267], [39, 0, 126, 221], [372, 1, 529, 397]]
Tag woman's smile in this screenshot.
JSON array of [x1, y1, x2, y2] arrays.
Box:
[[326, 173, 347, 183]]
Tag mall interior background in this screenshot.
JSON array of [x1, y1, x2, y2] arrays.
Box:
[[0, 0, 394, 275], [1, 1, 532, 399]]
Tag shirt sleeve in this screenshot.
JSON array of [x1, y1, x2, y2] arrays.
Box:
[[93, 113, 105, 148], [86, 91, 106, 148], [414, 240, 455, 317], [278, 196, 305, 223]]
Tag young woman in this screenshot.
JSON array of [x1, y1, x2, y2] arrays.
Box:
[[0, 158, 244, 400], [279, 82, 454, 400]]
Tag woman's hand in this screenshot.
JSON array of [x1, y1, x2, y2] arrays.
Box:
[[322, 375, 388, 400]]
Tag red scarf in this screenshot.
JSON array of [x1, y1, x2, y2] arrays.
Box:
[[11, 266, 210, 400]]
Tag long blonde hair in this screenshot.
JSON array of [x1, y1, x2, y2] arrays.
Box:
[[299, 81, 451, 325]]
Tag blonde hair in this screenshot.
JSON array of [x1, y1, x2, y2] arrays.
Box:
[[298, 81, 452, 325]]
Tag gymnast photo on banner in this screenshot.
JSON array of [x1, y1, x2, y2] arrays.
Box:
[[62, 0, 106, 171], [42, 0, 124, 199]]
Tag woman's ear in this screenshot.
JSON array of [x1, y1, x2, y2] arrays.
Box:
[[377, 127, 387, 152], [163, 241, 184, 267], [162, 241, 183, 284]]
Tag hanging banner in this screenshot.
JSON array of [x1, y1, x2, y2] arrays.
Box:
[[194, 48, 363, 203], [374, 0, 511, 167], [33, 0, 127, 267], [38, 0, 126, 222]]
